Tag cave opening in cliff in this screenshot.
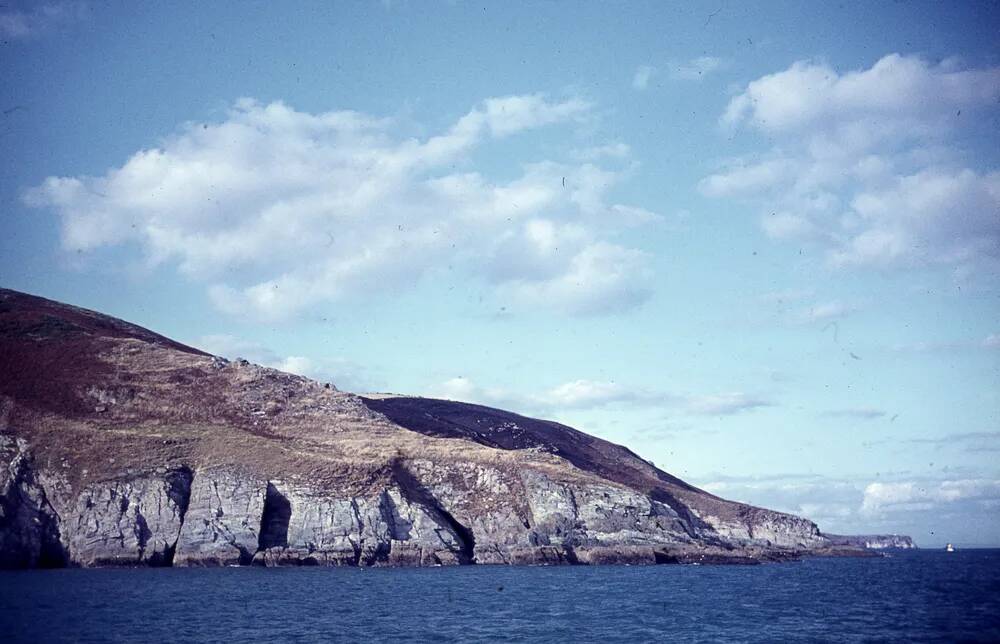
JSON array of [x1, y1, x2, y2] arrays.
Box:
[[257, 483, 291, 551]]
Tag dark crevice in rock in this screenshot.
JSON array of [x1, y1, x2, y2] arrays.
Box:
[[390, 459, 476, 564], [134, 510, 151, 561], [257, 483, 291, 551], [653, 550, 680, 565], [346, 535, 362, 566], [36, 486, 68, 569], [236, 545, 255, 566], [0, 445, 69, 569], [159, 466, 194, 567], [166, 466, 194, 523], [649, 488, 704, 539], [379, 489, 408, 541]]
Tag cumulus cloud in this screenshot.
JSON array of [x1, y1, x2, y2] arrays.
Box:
[[668, 56, 726, 81], [703, 54, 1000, 275], [538, 379, 642, 408], [498, 242, 653, 315], [27, 95, 659, 320], [861, 479, 1000, 515], [0, 1, 88, 39], [722, 54, 999, 131], [699, 158, 792, 198], [699, 474, 862, 526]]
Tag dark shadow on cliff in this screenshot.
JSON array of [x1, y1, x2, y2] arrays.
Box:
[[0, 447, 69, 569], [258, 483, 292, 551], [390, 459, 476, 564], [362, 396, 704, 497], [149, 466, 194, 567]]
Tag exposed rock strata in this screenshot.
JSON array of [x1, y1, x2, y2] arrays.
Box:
[[823, 533, 917, 549], [0, 288, 902, 567], [0, 437, 65, 568]]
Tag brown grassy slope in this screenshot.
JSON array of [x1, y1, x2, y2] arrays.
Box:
[[0, 287, 796, 529], [0, 289, 616, 503]]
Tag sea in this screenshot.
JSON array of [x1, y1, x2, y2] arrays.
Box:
[[1, 549, 998, 643]]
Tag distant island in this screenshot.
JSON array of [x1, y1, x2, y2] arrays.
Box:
[[0, 288, 913, 568], [823, 534, 916, 550]]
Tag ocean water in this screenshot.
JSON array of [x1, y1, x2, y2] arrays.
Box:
[[1, 550, 998, 643]]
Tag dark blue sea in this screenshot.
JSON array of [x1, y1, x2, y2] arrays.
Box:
[[2, 550, 998, 643]]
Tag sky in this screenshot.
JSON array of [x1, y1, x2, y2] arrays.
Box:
[[1, 1, 998, 547]]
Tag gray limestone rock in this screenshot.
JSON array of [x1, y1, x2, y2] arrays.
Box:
[[47, 468, 192, 566], [173, 469, 265, 566], [0, 437, 66, 568]]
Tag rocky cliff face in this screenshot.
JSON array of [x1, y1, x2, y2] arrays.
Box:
[[823, 533, 917, 549], [0, 288, 890, 568]]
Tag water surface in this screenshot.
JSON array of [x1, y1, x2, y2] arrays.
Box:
[[2, 550, 998, 642]]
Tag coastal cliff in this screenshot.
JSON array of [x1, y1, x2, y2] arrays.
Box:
[[0, 288, 891, 567], [823, 534, 917, 549]]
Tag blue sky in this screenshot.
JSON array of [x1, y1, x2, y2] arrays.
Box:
[[2, 1, 998, 547]]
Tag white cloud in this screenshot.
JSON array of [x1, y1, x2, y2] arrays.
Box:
[[669, 56, 726, 81], [985, 334, 1000, 348], [699, 475, 862, 526], [861, 479, 1000, 515], [832, 169, 1000, 268], [432, 376, 526, 411], [429, 377, 772, 417], [499, 242, 653, 316], [683, 392, 772, 415], [699, 158, 792, 197], [432, 377, 641, 413], [540, 379, 642, 408], [697, 472, 1000, 541], [195, 334, 374, 391], [27, 95, 660, 320], [0, 1, 88, 39], [632, 65, 656, 90], [723, 54, 1000, 132], [475, 94, 592, 137], [704, 54, 1000, 276]]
